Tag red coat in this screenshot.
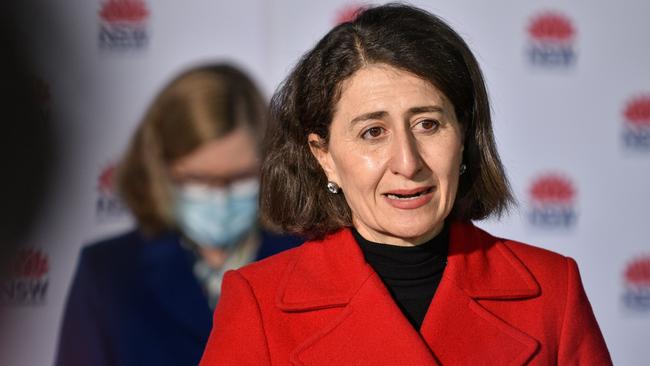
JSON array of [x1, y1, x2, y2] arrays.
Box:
[[200, 222, 611, 365]]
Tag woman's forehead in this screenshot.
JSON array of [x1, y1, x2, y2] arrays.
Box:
[[170, 128, 259, 178], [334, 65, 450, 117]]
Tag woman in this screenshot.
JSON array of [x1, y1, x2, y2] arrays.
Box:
[[55, 64, 301, 366], [200, 5, 611, 365]]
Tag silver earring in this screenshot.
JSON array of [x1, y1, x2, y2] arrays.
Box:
[[460, 164, 467, 175], [326, 181, 340, 194]]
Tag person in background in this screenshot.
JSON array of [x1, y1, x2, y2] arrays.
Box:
[[55, 63, 301, 366], [199, 5, 611, 365]]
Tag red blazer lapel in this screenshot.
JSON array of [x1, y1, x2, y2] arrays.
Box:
[[420, 222, 540, 365], [290, 273, 440, 365], [277, 229, 439, 365], [275, 223, 543, 365]]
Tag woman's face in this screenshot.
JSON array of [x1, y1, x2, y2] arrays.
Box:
[[309, 64, 464, 246], [169, 128, 260, 254]]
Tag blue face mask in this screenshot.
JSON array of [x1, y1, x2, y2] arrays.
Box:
[[173, 178, 259, 249]]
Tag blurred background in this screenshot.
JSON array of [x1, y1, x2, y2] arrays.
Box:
[[2, 0, 649, 365]]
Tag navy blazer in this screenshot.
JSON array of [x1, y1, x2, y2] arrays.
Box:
[[55, 230, 301, 366]]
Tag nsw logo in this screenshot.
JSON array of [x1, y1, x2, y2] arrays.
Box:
[[622, 255, 650, 312], [99, 0, 149, 50], [96, 162, 128, 221], [1, 248, 49, 306], [526, 11, 576, 67], [528, 173, 577, 228], [622, 95, 650, 150]]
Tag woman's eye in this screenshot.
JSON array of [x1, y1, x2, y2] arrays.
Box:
[[415, 119, 439, 132], [361, 126, 384, 139]]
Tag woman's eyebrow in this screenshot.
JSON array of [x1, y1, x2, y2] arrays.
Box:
[[406, 105, 444, 117], [349, 111, 388, 126], [348, 105, 444, 127]]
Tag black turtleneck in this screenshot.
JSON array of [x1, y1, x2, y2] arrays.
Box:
[[352, 224, 449, 330]]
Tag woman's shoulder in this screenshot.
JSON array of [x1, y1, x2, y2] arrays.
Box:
[[457, 223, 580, 301], [457, 222, 576, 292], [82, 230, 141, 254], [499, 236, 570, 271], [85, 228, 178, 251], [231, 233, 345, 293], [78, 229, 183, 275], [472, 225, 576, 286], [465, 222, 569, 265], [501, 237, 567, 262]]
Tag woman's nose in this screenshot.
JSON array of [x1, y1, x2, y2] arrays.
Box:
[[388, 131, 424, 178]]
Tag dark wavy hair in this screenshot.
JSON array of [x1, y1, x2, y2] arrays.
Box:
[[261, 4, 513, 239]]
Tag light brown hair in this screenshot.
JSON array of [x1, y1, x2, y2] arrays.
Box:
[[117, 64, 267, 235]]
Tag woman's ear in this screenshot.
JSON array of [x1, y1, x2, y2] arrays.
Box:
[[308, 133, 339, 184]]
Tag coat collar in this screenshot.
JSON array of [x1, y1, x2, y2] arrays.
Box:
[[277, 221, 540, 311], [444, 221, 541, 299], [276, 228, 374, 311], [277, 221, 541, 365]]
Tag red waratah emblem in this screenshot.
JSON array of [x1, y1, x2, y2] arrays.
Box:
[[528, 12, 575, 42], [530, 174, 575, 204], [99, 0, 149, 22], [98, 163, 117, 193], [334, 4, 365, 25], [625, 256, 650, 286], [12, 248, 49, 279], [624, 96, 650, 127]]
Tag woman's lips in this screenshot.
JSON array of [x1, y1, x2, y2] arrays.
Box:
[[382, 186, 434, 209]]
